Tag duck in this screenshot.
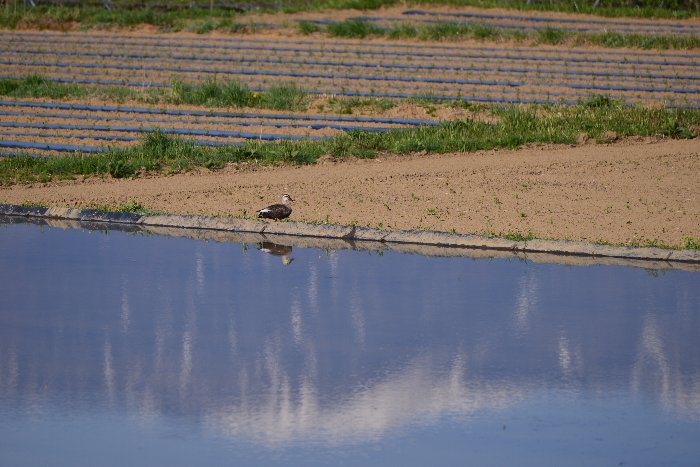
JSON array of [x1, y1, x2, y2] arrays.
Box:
[[257, 241, 294, 265], [257, 193, 293, 220]]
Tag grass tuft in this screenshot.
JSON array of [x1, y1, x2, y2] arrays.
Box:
[[681, 236, 700, 250], [297, 20, 322, 34], [536, 27, 569, 45], [326, 96, 397, 114], [327, 19, 385, 38], [579, 94, 620, 108], [162, 79, 309, 110], [170, 79, 253, 107]]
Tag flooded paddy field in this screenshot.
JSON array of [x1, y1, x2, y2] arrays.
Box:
[[1, 218, 699, 466]]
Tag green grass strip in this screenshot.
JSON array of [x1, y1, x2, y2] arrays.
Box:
[[594, 236, 700, 251], [1, 102, 697, 186], [317, 19, 700, 50], [169, 79, 308, 110], [0, 130, 326, 185], [0, 75, 309, 111], [0, 5, 234, 31], [404, 0, 698, 19], [0, 1, 696, 33]]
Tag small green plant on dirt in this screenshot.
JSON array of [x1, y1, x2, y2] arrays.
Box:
[[328, 96, 396, 114], [579, 94, 620, 108], [258, 84, 308, 111], [168, 79, 307, 110], [472, 23, 500, 40], [170, 78, 253, 107], [297, 20, 322, 35], [537, 27, 569, 45], [327, 19, 384, 38], [481, 227, 536, 242], [681, 236, 700, 250], [19, 201, 48, 208], [502, 231, 536, 242], [115, 201, 152, 214], [188, 19, 216, 34], [387, 23, 418, 39], [626, 238, 675, 249]]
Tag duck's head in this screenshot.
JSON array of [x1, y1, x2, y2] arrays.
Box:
[[282, 193, 294, 204]]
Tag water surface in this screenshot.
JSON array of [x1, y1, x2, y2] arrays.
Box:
[[1, 220, 699, 466]]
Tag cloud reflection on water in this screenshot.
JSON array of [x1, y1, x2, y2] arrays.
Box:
[[0, 221, 699, 450], [205, 353, 522, 446]]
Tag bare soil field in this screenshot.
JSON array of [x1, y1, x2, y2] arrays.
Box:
[[2, 29, 699, 107], [3, 136, 698, 246]]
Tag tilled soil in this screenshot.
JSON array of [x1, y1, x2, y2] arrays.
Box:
[[2, 137, 698, 246], [2, 29, 698, 107]]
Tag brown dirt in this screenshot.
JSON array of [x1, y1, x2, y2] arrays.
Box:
[[7, 29, 699, 107], [2, 136, 698, 246]]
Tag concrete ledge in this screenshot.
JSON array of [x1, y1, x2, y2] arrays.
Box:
[[667, 250, 700, 263], [517, 239, 673, 261], [0, 204, 48, 217], [352, 226, 389, 242], [140, 214, 267, 233], [382, 229, 523, 250], [260, 233, 356, 251], [144, 225, 267, 245], [44, 207, 84, 220], [262, 221, 355, 238], [1, 204, 698, 264], [78, 209, 143, 224]]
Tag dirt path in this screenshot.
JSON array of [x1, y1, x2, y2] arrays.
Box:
[[2, 136, 698, 246]]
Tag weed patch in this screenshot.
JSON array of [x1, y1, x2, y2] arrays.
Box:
[[297, 20, 322, 34], [327, 19, 385, 38], [0, 75, 309, 111], [327, 96, 397, 114], [312, 21, 700, 50], [681, 236, 700, 250]]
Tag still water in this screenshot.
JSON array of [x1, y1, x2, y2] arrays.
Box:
[[1, 219, 699, 466]]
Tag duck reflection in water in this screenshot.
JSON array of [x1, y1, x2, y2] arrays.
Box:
[[257, 241, 294, 265]]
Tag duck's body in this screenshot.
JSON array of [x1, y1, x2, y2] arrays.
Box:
[[258, 241, 294, 265], [257, 194, 293, 220], [258, 241, 292, 256]]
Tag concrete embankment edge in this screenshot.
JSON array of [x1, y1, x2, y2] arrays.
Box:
[[1, 204, 698, 264]]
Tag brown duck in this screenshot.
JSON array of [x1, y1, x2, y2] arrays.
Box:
[[257, 241, 294, 265], [257, 193, 293, 220]]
